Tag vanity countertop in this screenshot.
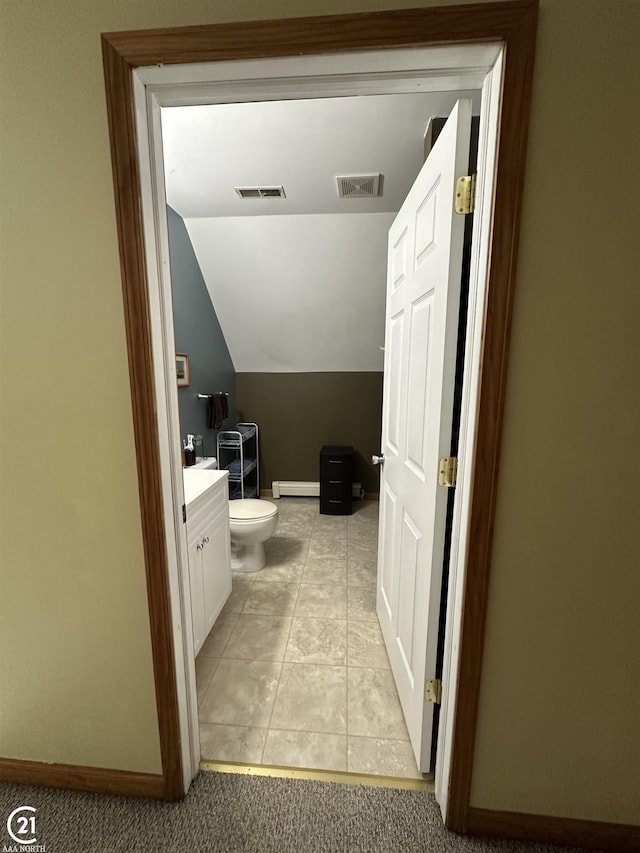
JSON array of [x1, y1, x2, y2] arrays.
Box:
[[183, 468, 228, 509]]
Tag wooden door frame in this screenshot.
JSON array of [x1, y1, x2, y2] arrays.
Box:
[[101, 0, 538, 831]]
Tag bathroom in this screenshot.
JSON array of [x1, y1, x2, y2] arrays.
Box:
[[162, 91, 479, 780]]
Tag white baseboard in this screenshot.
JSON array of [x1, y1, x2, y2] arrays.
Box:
[[272, 480, 362, 499]]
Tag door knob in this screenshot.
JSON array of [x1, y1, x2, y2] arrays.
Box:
[[372, 454, 385, 466]]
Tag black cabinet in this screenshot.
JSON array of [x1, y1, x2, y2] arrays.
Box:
[[319, 445, 353, 515]]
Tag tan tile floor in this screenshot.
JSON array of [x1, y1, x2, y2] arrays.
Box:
[[196, 497, 424, 779]]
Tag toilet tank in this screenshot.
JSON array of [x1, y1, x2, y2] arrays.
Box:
[[192, 457, 218, 470]]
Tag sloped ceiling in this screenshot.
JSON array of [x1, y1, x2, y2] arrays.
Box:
[[162, 91, 481, 372], [185, 212, 394, 373]]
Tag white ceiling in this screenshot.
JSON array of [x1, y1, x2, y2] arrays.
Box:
[[162, 92, 481, 372], [185, 213, 393, 372], [162, 91, 481, 219]]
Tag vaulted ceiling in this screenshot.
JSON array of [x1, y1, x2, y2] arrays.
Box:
[[161, 90, 481, 372]]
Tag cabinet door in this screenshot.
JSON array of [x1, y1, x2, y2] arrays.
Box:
[[188, 537, 206, 654], [201, 509, 232, 636]]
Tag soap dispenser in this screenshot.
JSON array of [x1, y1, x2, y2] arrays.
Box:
[[183, 434, 196, 467]]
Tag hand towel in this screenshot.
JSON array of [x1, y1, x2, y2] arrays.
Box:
[[207, 393, 228, 429]]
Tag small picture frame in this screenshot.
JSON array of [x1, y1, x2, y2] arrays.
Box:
[[176, 353, 190, 387]]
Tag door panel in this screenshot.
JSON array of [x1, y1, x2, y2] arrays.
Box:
[[396, 510, 421, 678], [415, 180, 439, 265], [391, 227, 409, 289], [406, 295, 433, 476], [376, 99, 471, 772], [201, 509, 232, 636], [378, 480, 398, 620], [386, 312, 405, 454]]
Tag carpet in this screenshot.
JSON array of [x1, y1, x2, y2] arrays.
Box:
[[0, 770, 591, 853]]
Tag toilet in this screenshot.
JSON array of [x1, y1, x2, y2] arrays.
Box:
[[189, 457, 278, 571], [228, 499, 278, 572]]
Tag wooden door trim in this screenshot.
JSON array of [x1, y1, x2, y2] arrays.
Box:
[[100, 0, 538, 825], [102, 2, 533, 66], [0, 757, 166, 800], [101, 37, 184, 802], [468, 807, 640, 853]]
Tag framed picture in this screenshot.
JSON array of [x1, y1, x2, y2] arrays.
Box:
[[175, 353, 189, 387]]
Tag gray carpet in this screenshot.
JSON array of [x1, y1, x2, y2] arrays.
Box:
[[0, 771, 591, 853]]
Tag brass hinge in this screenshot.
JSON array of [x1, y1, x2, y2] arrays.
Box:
[[425, 679, 442, 704], [454, 174, 476, 214], [438, 457, 458, 488]]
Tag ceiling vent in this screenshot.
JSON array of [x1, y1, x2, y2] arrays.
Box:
[[336, 174, 382, 199], [235, 186, 286, 199]]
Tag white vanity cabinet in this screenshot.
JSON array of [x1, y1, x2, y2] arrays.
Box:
[[183, 470, 231, 655]]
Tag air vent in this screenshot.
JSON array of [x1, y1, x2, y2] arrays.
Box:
[[336, 174, 382, 198], [235, 186, 286, 199]]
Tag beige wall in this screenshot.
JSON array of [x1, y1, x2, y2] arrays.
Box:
[[470, 0, 640, 823], [1, 0, 638, 825]]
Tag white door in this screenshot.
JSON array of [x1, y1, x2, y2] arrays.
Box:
[[377, 99, 471, 772]]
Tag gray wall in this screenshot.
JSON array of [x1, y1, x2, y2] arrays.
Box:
[[236, 372, 383, 493], [167, 206, 237, 455]]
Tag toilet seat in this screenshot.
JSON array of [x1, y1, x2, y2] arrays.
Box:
[[229, 499, 278, 522]]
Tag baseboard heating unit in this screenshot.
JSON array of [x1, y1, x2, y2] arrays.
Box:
[[272, 480, 363, 499]]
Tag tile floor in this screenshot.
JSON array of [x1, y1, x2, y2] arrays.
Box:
[[195, 497, 423, 779]]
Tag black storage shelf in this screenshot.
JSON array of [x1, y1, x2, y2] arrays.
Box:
[[217, 423, 260, 500], [217, 424, 256, 446], [225, 458, 257, 481]]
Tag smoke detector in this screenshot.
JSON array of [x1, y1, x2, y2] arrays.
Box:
[[336, 174, 382, 198], [234, 186, 286, 199]]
